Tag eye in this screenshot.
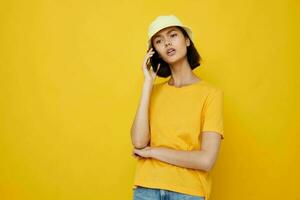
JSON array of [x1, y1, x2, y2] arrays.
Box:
[[171, 33, 177, 37], [155, 39, 161, 44]]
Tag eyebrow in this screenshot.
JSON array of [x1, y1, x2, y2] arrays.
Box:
[[152, 28, 178, 40]]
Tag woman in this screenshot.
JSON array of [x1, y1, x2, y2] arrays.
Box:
[[131, 15, 224, 200]]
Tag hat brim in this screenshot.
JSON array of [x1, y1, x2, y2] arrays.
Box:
[[147, 25, 193, 49]]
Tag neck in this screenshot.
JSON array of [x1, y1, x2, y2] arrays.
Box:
[[168, 57, 200, 87]]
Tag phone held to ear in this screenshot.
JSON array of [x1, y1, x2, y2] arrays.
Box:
[[149, 48, 161, 73]]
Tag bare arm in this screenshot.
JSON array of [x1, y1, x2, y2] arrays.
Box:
[[150, 132, 222, 172], [130, 47, 161, 149], [130, 81, 153, 149], [133, 131, 222, 172]]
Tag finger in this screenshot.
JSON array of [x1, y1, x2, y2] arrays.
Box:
[[147, 51, 155, 57], [142, 60, 149, 70], [133, 153, 142, 159], [146, 48, 154, 55], [145, 51, 155, 61], [148, 49, 154, 54], [156, 63, 161, 73], [133, 149, 139, 154], [143, 55, 153, 69], [147, 47, 154, 53]]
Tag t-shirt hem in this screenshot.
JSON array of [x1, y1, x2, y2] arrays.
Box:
[[202, 130, 224, 139], [132, 181, 206, 199]]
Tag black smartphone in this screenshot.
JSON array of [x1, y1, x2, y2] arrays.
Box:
[[148, 48, 162, 73]]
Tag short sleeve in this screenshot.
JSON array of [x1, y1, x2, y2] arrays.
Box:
[[202, 89, 224, 139]]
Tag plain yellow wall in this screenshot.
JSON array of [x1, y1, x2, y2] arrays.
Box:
[[0, 0, 299, 199]]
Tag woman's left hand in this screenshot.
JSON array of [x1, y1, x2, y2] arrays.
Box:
[[133, 146, 153, 158]]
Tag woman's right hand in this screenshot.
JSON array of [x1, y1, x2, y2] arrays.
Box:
[[141, 47, 161, 83]]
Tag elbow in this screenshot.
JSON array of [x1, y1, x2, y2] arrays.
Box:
[[204, 158, 216, 172], [132, 135, 150, 149], [198, 154, 214, 172], [204, 162, 213, 172], [200, 160, 211, 172], [133, 142, 148, 149], [131, 131, 150, 149]]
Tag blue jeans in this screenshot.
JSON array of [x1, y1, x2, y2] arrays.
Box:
[[133, 186, 205, 200]]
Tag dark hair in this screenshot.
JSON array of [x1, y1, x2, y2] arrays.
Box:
[[149, 26, 202, 78]]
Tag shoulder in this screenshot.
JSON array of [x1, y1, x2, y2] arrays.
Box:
[[201, 80, 223, 94]]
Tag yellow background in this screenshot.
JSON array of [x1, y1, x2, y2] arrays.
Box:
[[0, 0, 299, 199]]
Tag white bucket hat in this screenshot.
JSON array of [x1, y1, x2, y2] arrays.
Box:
[[147, 15, 194, 50]]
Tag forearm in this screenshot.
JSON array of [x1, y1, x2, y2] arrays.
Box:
[[131, 81, 153, 149], [150, 147, 211, 172]]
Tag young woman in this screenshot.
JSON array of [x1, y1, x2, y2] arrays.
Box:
[[131, 15, 224, 200]]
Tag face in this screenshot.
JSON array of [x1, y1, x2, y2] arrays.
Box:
[[151, 26, 190, 64]]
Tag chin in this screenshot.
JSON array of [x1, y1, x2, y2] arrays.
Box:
[[165, 54, 184, 64]]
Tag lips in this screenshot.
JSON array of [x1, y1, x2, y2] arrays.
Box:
[[166, 48, 176, 56]]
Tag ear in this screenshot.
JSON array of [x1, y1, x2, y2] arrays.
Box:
[[186, 37, 190, 47]]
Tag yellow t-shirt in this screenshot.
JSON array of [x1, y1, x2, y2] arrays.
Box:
[[132, 79, 224, 200]]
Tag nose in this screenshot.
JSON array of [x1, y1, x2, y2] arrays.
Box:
[[164, 39, 171, 47]]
